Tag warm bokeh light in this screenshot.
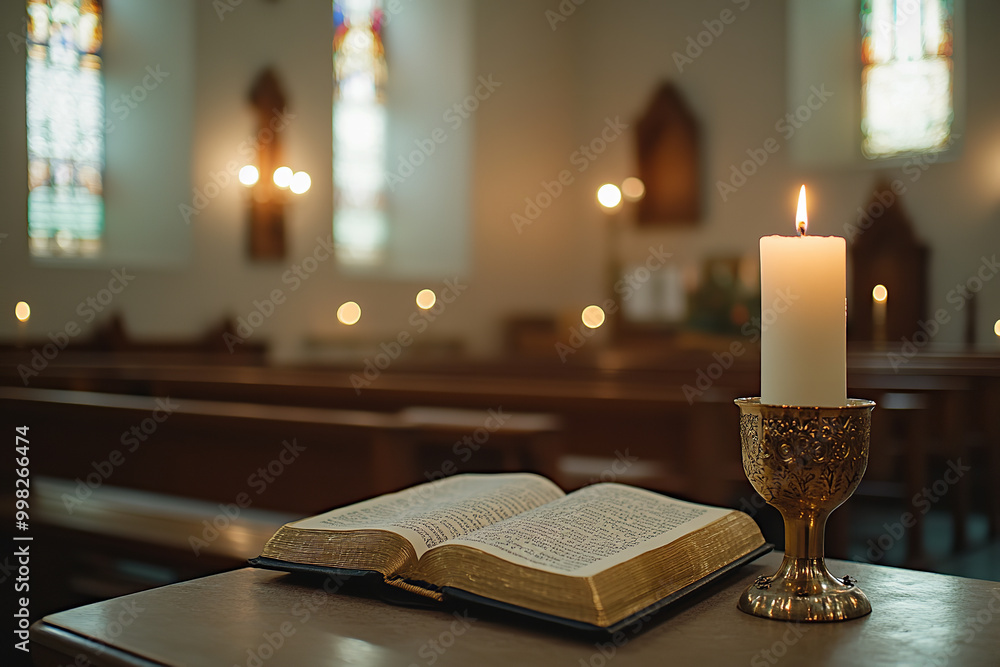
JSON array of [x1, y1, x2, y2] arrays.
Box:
[[238, 165, 259, 187], [581, 305, 606, 329], [415, 289, 436, 310], [15, 301, 30, 322], [597, 184, 622, 209], [290, 171, 311, 194], [994, 319, 1000, 337], [337, 301, 362, 325], [621, 177, 645, 201], [872, 284, 888, 302], [795, 185, 808, 235], [273, 166, 293, 188]]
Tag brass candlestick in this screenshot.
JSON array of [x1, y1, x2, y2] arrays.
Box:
[[735, 397, 875, 622]]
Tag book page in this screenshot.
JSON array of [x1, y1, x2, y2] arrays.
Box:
[[437, 484, 732, 577], [287, 473, 564, 558]]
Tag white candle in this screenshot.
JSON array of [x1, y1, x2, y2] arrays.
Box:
[[759, 186, 846, 407]]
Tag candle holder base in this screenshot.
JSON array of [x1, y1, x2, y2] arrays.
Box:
[[738, 556, 871, 622], [735, 398, 875, 623]]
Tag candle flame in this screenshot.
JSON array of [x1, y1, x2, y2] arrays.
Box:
[[795, 185, 808, 236]]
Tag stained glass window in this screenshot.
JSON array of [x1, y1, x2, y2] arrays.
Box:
[[861, 0, 954, 159], [333, 0, 388, 265], [26, 0, 105, 257]]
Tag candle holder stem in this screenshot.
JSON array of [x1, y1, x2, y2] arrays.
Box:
[[735, 398, 875, 622], [785, 509, 828, 559]]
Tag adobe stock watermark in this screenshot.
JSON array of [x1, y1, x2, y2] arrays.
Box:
[[213, 0, 247, 21], [288, 571, 351, 624], [60, 398, 180, 514], [888, 254, 999, 372], [681, 287, 799, 403], [672, 0, 752, 73], [545, 0, 586, 31], [749, 622, 810, 666], [106, 65, 170, 135], [385, 74, 501, 191], [843, 134, 960, 243], [189, 438, 306, 555], [870, 0, 924, 34], [424, 408, 512, 482], [349, 277, 469, 394], [408, 610, 476, 667], [716, 84, 833, 202], [236, 570, 355, 667], [0, 555, 16, 586], [576, 594, 665, 666], [928, 589, 1000, 666], [224, 234, 337, 352], [857, 459, 971, 563], [584, 450, 640, 485], [179, 108, 295, 224], [20, 600, 146, 658], [7, 17, 29, 54], [17, 268, 136, 385], [512, 116, 629, 234], [555, 245, 672, 362], [235, 623, 297, 667]]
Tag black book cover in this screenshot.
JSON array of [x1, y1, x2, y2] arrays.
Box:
[[249, 543, 773, 633]]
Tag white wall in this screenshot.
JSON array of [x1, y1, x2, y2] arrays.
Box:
[[2, 0, 999, 360]]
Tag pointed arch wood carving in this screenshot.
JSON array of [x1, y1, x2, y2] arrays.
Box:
[[635, 82, 701, 225], [848, 181, 929, 342]]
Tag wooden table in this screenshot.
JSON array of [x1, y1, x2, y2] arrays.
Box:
[[30, 552, 1000, 666]]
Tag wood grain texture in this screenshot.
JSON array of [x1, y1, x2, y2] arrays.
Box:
[[30, 551, 1000, 666]]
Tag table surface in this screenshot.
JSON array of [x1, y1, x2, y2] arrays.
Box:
[[30, 551, 1000, 667]]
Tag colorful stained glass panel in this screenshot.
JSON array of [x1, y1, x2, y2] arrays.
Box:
[[26, 0, 105, 257], [861, 0, 954, 159], [333, 0, 388, 266]]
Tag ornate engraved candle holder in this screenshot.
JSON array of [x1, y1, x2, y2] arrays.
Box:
[[735, 397, 875, 622]]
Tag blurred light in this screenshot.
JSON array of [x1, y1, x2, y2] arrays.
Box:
[[415, 289, 436, 310], [581, 305, 606, 329], [273, 166, 293, 188], [994, 319, 1000, 337], [15, 302, 30, 322], [597, 184, 622, 209], [238, 165, 259, 187], [621, 177, 645, 201], [337, 301, 361, 325], [290, 171, 311, 195], [872, 284, 888, 302]]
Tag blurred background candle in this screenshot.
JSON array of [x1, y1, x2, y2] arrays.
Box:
[[15, 301, 30, 347], [759, 186, 847, 407], [872, 284, 888, 345]]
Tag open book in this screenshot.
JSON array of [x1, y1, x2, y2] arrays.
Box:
[[251, 473, 768, 631]]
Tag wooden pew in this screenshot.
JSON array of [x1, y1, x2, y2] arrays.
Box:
[[22, 476, 293, 613], [2, 386, 565, 617]]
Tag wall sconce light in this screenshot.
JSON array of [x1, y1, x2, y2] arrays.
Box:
[[621, 176, 646, 202], [244, 68, 310, 260], [597, 177, 645, 211], [241, 165, 311, 193], [239, 165, 259, 187], [597, 183, 623, 210]]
